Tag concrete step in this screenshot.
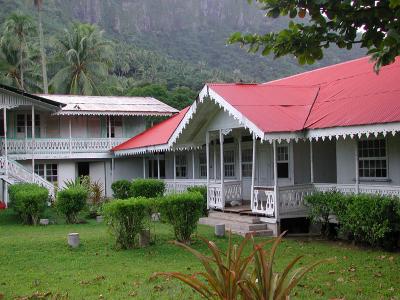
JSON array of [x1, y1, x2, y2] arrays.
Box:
[[199, 217, 268, 232], [208, 212, 261, 224], [234, 229, 273, 237]]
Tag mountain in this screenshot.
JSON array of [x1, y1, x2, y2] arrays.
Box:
[[1, 0, 366, 84]]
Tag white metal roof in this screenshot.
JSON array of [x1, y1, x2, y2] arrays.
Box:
[[36, 94, 178, 116]]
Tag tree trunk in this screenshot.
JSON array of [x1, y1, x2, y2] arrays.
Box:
[[37, 6, 48, 93], [19, 46, 24, 90]]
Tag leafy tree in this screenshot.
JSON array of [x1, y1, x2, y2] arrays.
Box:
[[1, 12, 36, 90], [51, 23, 113, 95], [34, 0, 48, 93], [229, 0, 400, 71]]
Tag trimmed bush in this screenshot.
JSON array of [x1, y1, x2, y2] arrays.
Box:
[[187, 186, 208, 216], [131, 179, 165, 198], [306, 191, 400, 249], [159, 192, 203, 243], [9, 183, 48, 225], [111, 179, 133, 199], [304, 191, 342, 239], [56, 185, 88, 223], [336, 194, 400, 249], [103, 198, 152, 249]]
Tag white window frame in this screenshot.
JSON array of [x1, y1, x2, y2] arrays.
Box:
[[198, 151, 207, 178], [35, 163, 58, 183], [224, 149, 235, 178], [241, 148, 253, 178], [277, 144, 290, 179], [176, 154, 187, 178], [16, 112, 40, 138], [358, 138, 388, 180]]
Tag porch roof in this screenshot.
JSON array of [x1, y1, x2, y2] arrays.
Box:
[[36, 94, 178, 116], [113, 106, 190, 155]]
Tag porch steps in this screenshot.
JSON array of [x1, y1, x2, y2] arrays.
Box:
[[199, 212, 273, 237]]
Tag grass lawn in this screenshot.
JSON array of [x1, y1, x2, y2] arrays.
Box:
[[0, 210, 399, 300]]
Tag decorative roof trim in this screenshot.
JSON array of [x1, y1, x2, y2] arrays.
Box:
[[114, 143, 201, 156], [54, 111, 175, 117], [306, 122, 400, 141]]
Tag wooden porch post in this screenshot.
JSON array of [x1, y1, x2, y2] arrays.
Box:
[[250, 135, 256, 210], [69, 118, 72, 154], [213, 138, 217, 182], [219, 130, 224, 208], [31, 105, 35, 181], [108, 116, 112, 148], [238, 133, 242, 204], [142, 156, 146, 178], [310, 139, 314, 184], [111, 158, 115, 183], [206, 131, 210, 209], [355, 140, 359, 194], [192, 150, 195, 183], [3, 107, 8, 176], [173, 151, 176, 191], [273, 140, 279, 219], [157, 153, 160, 180]]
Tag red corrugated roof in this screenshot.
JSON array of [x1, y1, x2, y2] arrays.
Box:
[[114, 56, 400, 152], [112, 106, 189, 151], [209, 56, 400, 133]]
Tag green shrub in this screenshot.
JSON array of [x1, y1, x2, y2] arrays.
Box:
[[131, 179, 165, 198], [103, 198, 153, 249], [56, 185, 88, 223], [336, 194, 400, 249], [9, 183, 49, 225], [159, 192, 203, 243], [304, 191, 343, 239], [111, 179, 133, 199], [187, 186, 208, 216]]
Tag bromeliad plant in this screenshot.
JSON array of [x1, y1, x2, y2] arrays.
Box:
[[153, 232, 330, 299]]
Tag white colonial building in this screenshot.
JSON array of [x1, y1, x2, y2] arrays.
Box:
[[0, 84, 177, 201], [113, 57, 400, 235]]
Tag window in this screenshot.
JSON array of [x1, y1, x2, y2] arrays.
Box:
[[16, 113, 40, 137], [241, 148, 252, 177], [176, 154, 187, 178], [107, 116, 123, 138], [148, 158, 165, 178], [358, 139, 387, 178], [35, 163, 58, 183], [199, 152, 207, 178], [277, 145, 289, 178], [224, 150, 235, 177]]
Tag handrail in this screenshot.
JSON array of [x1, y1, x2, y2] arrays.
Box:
[[0, 157, 55, 197]]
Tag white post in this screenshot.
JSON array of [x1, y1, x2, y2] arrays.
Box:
[[173, 151, 176, 191], [142, 156, 146, 178], [273, 140, 279, 220], [206, 131, 210, 209], [355, 140, 359, 194], [192, 150, 195, 183], [69, 118, 72, 154], [3, 108, 8, 176], [310, 139, 314, 184], [219, 130, 224, 208], [111, 158, 115, 183], [250, 135, 256, 210], [108, 116, 112, 148], [157, 154, 160, 180], [31, 105, 35, 181], [238, 134, 242, 204], [213, 138, 217, 182]]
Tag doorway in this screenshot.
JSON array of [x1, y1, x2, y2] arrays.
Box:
[[77, 162, 90, 178]]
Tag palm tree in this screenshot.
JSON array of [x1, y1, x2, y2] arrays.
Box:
[[1, 12, 36, 90], [51, 23, 113, 95], [34, 0, 48, 93]]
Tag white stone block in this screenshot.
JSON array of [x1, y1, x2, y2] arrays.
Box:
[[96, 215, 104, 223], [215, 224, 225, 237], [68, 233, 80, 248], [39, 219, 49, 225]]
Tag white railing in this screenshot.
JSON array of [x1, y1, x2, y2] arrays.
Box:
[[252, 186, 276, 217], [0, 157, 55, 198], [278, 184, 313, 217], [224, 180, 242, 203], [1, 138, 127, 155], [208, 182, 223, 209], [164, 179, 207, 194]]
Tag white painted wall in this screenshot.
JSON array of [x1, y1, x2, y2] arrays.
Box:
[[205, 109, 242, 132], [294, 140, 311, 184], [336, 139, 356, 184]]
